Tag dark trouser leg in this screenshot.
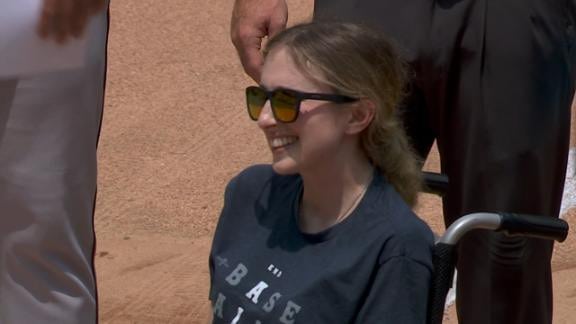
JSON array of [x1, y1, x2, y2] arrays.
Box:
[[425, 1, 576, 323]]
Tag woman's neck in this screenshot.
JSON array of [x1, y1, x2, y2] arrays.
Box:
[[298, 156, 374, 234]]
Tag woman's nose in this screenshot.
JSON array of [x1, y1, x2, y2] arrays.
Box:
[[256, 101, 276, 129]]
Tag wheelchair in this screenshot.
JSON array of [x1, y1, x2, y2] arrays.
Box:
[[422, 172, 570, 324]]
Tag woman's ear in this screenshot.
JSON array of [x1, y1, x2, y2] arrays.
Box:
[[345, 98, 376, 135]]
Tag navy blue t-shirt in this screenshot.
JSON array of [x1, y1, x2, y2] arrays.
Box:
[[209, 165, 434, 323]]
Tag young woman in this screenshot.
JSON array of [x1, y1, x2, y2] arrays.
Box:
[[209, 22, 434, 323]]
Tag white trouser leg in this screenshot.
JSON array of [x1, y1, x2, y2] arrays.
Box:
[[0, 8, 108, 324]]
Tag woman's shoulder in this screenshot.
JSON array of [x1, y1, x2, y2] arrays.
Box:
[[366, 180, 435, 264], [233, 164, 276, 182], [226, 164, 299, 197], [388, 209, 434, 250], [225, 164, 272, 194], [369, 209, 434, 270]]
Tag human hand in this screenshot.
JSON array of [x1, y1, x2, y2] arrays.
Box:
[[231, 0, 288, 82], [37, 0, 107, 44]]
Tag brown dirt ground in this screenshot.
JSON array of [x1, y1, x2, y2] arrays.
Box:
[[95, 1, 576, 323]]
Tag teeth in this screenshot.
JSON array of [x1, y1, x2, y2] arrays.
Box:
[[271, 137, 297, 148]]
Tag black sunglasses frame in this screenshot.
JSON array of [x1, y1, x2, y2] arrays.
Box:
[[246, 86, 358, 123]]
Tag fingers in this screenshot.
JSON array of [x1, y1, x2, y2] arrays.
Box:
[[267, 0, 288, 39], [37, 0, 107, 44], [231, 0, 288, 82], [237, 35, 264, 82], [231, 23, 264, 82], [86, 0, 107, 15], [232, 14, 267, 82], [38, 0, 82, 43], [38, 0, 64, 43]]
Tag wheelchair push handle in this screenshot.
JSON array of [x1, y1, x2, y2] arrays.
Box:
[[422, 172, 449, 196], [428, 212, 569, 324], [422, 172, 568, 243], [498, 212, 569, 242], [437, 212, 569, 245]]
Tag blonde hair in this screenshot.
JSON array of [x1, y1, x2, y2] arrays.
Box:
[[264, 22, 423, 206]]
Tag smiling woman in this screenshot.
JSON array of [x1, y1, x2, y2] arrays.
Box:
[[208, 22, 433, 324]]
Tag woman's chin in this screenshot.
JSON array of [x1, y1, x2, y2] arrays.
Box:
[[271, 159, 299, 175]]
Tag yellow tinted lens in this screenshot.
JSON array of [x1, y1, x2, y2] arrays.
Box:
[[247, 87, 267, 120], [272, 91, 298, 122]]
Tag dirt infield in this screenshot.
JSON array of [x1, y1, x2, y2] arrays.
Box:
[[95, 1, 576, 323]]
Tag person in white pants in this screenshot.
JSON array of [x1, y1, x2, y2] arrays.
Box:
[[0, 1, 109, 323]]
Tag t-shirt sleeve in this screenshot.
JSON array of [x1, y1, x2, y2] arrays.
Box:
[[354, 256, 431, 324], [208, 165, 274, 302], [208, 174, 239, 302]]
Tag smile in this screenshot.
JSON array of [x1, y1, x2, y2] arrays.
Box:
[[270, 136, 297, 149]]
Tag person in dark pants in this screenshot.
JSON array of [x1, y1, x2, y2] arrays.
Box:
[[230, 0, 576, 323]]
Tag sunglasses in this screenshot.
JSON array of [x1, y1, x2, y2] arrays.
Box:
[[246, 86, 358, 123]]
